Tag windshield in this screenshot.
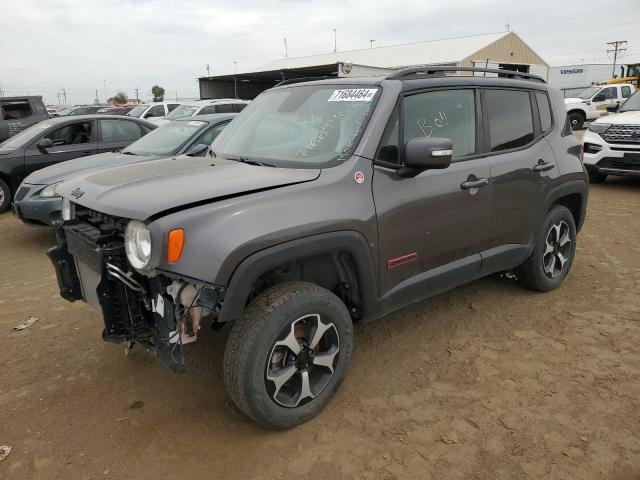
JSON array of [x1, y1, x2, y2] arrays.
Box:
[[127, 105, 148, 117], [620, 90, 640, 112], [122, 120, 207, 156], [166, 105, 200, 119], [0, 121, 53, 151], [212, 85, 379, 168], [575, 87, 600, 99], [627, 65, 640, 77], [56, 107, 75, 115]]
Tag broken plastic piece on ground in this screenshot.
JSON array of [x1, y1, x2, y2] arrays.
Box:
[[0, 445, 12, 461], [12, 316, 39, 331]]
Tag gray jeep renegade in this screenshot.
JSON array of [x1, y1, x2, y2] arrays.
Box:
[[48, 67, 588, 429]]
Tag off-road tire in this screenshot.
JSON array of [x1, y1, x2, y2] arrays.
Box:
[[0, 178, 11, 213], [588, 171, 607, 183], [223, 281, 353, 430], [516, 205, 577, 292], [567, 111, 585, 130]]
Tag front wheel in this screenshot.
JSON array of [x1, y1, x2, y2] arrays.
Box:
[[567, 112, 585, 130], [223, 281, 353, 429], [516, 205, 577, 292]]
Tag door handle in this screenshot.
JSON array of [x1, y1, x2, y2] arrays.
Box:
[[533, 160, 555, 172], [460, 177, 489, 190]]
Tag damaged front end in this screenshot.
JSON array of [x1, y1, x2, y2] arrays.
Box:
[[47, 206, 223, 373]]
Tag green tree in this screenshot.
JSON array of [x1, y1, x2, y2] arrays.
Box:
[[151, 85, 165, 102], [112, 91, 128, 105]]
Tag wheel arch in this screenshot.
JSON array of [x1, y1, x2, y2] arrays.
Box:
[[544, 180, 588, 233], [217, 231, 379, 324]]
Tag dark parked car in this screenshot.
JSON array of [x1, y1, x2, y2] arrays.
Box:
[[96, 105, 137, 115], [0, 96, 50, 143], [52, 105, 111, 117], [49, 67, 588, 429], [14, 113, 235, 226], [0, 115, 155, 212]]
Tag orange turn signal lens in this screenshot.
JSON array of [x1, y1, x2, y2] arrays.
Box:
[[167, 228, 185, 263]]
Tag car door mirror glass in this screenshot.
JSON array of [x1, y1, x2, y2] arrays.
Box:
[[606, 103, 620, 113], [399, 137, 452, 177]]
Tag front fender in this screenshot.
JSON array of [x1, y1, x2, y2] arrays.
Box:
[[217, 231, 379, 324]]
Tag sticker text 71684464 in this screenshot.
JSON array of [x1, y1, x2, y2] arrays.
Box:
[[328, 89, 378, 102]]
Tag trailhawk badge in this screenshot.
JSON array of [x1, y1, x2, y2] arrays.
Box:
[[71, 188, 85, 199]]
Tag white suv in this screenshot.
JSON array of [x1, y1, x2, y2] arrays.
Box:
[[149, 99, 249, 125], [565, 83, 635, 130], [582, 89, 640, 183], [126, 102, 181, 119]]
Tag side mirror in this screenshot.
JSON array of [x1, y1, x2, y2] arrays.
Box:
[[398, 137, 453, 177], [186, 143, 209, 157], [36, 138, 54, 152], [606, 103, 620, 113]]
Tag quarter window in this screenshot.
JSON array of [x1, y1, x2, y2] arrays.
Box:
[[622, 86, 632, 98], [193, 122, 228, 146], [215, 103, 235, 113], [485, 89, 534, 152], [403, 89, 476, 158], [1, 100, 33, 120], [535, 92, 552, 133], [100, 120, 142, 143]]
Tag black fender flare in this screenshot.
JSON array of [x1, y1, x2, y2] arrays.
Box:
[[217, 231, 379, 324], [542, 179, 588, 233]]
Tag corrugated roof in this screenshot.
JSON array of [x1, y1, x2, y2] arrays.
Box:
[[257, 32, 510, 72]]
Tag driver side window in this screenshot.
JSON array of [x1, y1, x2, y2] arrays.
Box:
[[44, 121, 92, 146]]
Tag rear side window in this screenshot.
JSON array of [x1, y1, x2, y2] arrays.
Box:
[[234, 103, 247, 112], [535, 92, 552, 133], [100, 120, 142, 143], [198, 105, 217, 115], [622, 86, 632, 99], [168, 104, 180, 112], [1, 100, 33, 120], [146, 105, 165, 118], [485, 89, 534, 152], [403, 89, 476, 159], [215, 103, 235, 113]]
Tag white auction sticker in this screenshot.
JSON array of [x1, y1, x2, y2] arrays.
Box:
[[328, 89, 378, 102]]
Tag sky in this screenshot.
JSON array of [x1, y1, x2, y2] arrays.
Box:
[[1, 0, 638, 106]]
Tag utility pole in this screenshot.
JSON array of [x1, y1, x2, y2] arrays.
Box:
[[333, 28, 337, 53], [369, 39, 375, 49], [606, 40, 627, 77], [103, 80, 107, 103], [206, 64, 210, 76], [134, 87, 139, 102], [95, 89, 99, 103], [56, 92, 60, 108], [234, 61, 238, 99], [284, 37, 288, 59], [62, 88, 67, 106], [175, 89, 178, 101]]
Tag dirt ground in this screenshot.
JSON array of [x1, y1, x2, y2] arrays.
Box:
[[1, 158, 639, 479]]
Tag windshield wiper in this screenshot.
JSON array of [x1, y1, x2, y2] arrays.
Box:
[[227, 155, 275, 167], [121, 151, 137, 155]]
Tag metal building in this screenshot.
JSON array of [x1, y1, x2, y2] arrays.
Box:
[[198, 31, 549, 100]]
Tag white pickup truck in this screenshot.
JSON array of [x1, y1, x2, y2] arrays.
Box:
[[565, 83, 635, 129]]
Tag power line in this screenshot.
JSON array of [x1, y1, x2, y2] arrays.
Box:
[[606, 40, 627, 77]]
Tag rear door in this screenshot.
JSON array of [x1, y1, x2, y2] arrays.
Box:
[[97, 119, 145, 153], [482, 88, 559, 271], [23, 120, 98, 175], [372, 88, 492, 297]]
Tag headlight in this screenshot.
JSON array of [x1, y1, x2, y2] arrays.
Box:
[[588, 123, 611, 135], [39, 182, 61, 198], [61, 198, 74, 221], [125, 220, 152, 270]]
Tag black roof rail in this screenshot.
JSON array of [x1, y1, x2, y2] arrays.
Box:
[[386, 66, 546, 83], [275, 76, 334, 87]]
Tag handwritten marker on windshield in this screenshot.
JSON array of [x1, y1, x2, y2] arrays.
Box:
[[354, 171, 365, 184]]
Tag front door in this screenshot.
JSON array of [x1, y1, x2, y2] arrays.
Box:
[[372, 88, 492, 298], [23, 120, 97, 176]]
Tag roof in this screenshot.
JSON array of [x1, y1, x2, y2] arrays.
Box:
[[39, 114, 158, 127], [172, 113, 237, 124], [256, 32, 510, 72]]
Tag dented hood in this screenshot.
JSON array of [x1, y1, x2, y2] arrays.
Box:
[[56, 155, 321, 220]]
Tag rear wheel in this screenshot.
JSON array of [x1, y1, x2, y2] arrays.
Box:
[[567, 111, 585, 130], [588, 171, 607, 183], [516, 205, 577, 292], [0, 179, 11, 213], [223, 281, 353, 429]]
